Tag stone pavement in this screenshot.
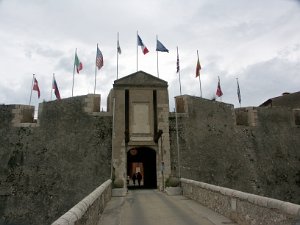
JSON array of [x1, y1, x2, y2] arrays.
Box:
[[98, 189, 238, 225]]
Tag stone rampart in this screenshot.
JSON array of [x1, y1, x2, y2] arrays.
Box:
[[51, 179, 112, 225], [169, 95, 300, 204], [0, 94, 112, 225], [181, 178, 300, 225]]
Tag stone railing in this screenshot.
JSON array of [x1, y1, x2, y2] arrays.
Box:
[[51, 179, 112, 225], [181, 178, 300, 225]]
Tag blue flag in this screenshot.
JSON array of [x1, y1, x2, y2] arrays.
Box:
[[156, 39, 169, 52]]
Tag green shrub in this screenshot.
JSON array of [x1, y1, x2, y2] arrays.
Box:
[[165, 176, 180, 187], [114, 178, 124, 188]]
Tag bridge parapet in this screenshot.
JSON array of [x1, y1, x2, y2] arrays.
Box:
[[181, 178, 300, 225], [51, 179, 112, 225]]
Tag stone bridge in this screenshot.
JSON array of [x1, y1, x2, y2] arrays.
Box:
[[51, 179, 300, 225]]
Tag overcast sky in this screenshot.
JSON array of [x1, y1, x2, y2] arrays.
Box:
[[1, 0, 300, 111]]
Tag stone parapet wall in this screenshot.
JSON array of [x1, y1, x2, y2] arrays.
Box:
[[84, 94, 101, 113], [169, 95, 300, 204], [10, 105, 36, 127], [51, 179, 112, 225], [0, 95, 112, 225], [181, 178, 300, 225]]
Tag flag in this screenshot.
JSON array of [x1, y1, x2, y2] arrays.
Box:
[[52, 78, 61, 100], [33, 78, 40, 98], [176, 50, 180, 73], [216, 76, 223, 97], [96, 46, 104, 70], [237, 79, 241, 104], [137, 35, 149, 54], [117, 40, 121, 54], [196, 56, 201, 77], [156, 39, 169, 52], [75, 52, 83, 73]]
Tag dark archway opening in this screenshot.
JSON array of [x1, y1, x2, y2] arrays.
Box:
[[127, 147, 157, 189]]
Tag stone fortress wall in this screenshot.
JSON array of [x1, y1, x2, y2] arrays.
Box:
[[169, 95, 300, 205], [0, 94, 112, 225], [1, 91, 300, 225]]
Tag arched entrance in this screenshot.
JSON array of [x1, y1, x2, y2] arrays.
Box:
[[127, 147, 157, 189]]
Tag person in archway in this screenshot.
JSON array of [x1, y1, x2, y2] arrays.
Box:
[[137, 172, 142, 186], [132, 173, 137, 186]]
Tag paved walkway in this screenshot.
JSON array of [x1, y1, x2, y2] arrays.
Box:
[[98, 189, 238, 225]]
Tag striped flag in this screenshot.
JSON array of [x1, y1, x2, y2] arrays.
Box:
[[96, 45, 103, 70], [237, 78, 241, 104], [52, 77, 61, 100], [216, 76, 223, 97], [196, 55, 201, 77], [33, 78, 40, 98], [137, 35, 149, 54], [75, 52, 83, 73]]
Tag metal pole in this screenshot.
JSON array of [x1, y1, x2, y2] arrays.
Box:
[[177, 47, 182, 95], [94, 44, 98, 94], [29, 74, 34, 105], [72, 48, 76, 97], [160, 133, 164, 191], [136, 31, 138, 71], [51, 73, 54, 101], [156, 35, 159, 77], [175, 97, 181, 178], [111, 97, 116, 180], [117, 32, 119, 79]]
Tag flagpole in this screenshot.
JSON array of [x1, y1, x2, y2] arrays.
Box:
[[177, 47, 182, 96], [29, 74, 35, 105], [136, 31, 139, 71], [198, 76, 202, 97], [156, 35, 159, 77], [94, 44, 98, 94], [175, 97, 181, 178], [197, 50, 202, 97], [117, 32, 119, 79], [72, 48, 76, 97], [51, 73, 54, 101]]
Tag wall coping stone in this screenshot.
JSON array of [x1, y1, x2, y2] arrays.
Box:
[[181, 178, 300, 216], [51, 179, 112, 225]]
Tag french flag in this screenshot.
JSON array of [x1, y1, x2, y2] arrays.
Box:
[[137, 35, 149, 55], [52, 78, 61, 100]]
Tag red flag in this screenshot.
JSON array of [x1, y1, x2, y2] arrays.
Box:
[[196, 56, 201, 77], [52, 78, 61, 100], [96, 45, 104, 70], [137, 35, 149, 54], [33, 78, 40, 98], [216, 76, 223, 97], [75, 52, 83, 73]]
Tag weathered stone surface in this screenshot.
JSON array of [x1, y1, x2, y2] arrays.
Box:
[[170, 95, 300, 204], [181, 178, 300, 225], [0, 95, 112, 225]]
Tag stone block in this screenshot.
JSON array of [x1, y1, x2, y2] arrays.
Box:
[[165, 187, 182, 195], [112, 188, 127, 197]]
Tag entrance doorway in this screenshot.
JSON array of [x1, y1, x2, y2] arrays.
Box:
[[127, 147, 157, 189]]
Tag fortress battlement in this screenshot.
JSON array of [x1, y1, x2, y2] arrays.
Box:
[[1, 93, 299, 129], [0, 94, 112, 128], [173, 95, 300, 129]]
